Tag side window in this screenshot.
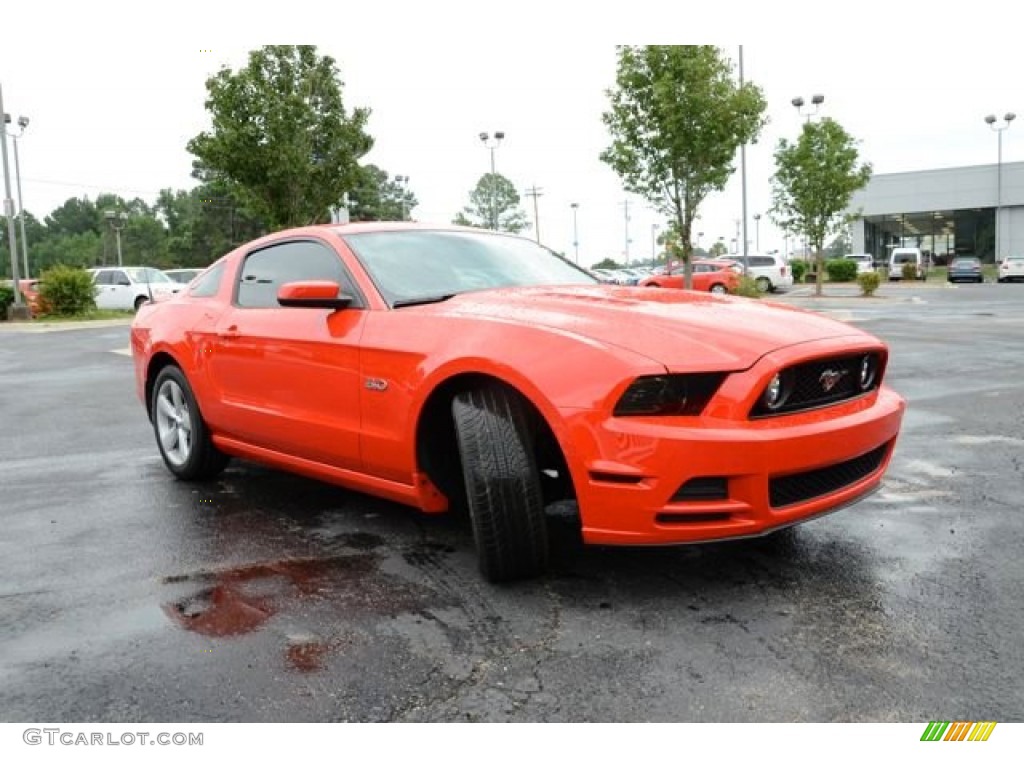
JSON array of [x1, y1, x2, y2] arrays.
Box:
[[93, 271, 110, 286], [110, 270, 130, 286], [189, 262, 225, 298], [237, 240, 363, 309]]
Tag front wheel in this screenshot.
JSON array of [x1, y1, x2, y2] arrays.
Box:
[[151, 366, 229, 480], [451, 386, 549, 582], [710, 283, 727, 294]]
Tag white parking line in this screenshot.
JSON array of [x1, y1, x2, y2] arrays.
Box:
[[111, 347, 132, 356]]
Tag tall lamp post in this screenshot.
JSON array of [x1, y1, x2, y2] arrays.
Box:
[[792, 94, 825, 124], [104, 210, 128, 267], [753, 213, 761, 252], [570, 202, 579, 263], [793, 94, 825, 285], [1, 85, 28, 317], [650, 223, 659, 263], [479, 131, 504, 230], [8, 115, 30, 280], [985, 112, 1016, 262], [394, 174, 409, 221]]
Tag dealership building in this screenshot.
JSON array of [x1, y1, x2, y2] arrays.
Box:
[[848, 161, 1024, 264]]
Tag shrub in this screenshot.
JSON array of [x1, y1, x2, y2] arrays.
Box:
[[731, 275, 761, 298], [0, 282, 13, 319], [857, 271, 882, 296], [38, 265, 97, 316], [789, 259, 808, 283], [825, 259, 858, 282], [901, 262, 917, 280]]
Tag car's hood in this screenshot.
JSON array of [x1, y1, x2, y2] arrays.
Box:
[[433, 285, 865, 370]]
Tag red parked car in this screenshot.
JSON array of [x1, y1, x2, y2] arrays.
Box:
[[131, 224, 905, 581], [18, 279, 48, 317], [639, 260, 740, 293]]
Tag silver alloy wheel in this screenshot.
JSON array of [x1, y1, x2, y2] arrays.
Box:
[[156, 379, 193, 467], [710, 284, 727, 294]]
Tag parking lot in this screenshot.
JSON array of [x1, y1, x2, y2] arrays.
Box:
[[1, 283, 1022, 722]]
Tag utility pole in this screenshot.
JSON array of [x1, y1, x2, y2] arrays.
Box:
[[1, 83, 26, 317], [620, 200, 631, 265], [738, 45, 750, 276], [524, 185, 543, 243]]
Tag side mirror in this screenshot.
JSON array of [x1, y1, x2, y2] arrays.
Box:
[[277, 281, 352, 309]]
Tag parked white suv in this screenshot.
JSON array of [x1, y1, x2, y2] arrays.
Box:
[[89, 267, 182, 311], [732, 254, 793, 292]]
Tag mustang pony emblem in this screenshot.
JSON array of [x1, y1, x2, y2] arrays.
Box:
[[819, 368, 847, 393]]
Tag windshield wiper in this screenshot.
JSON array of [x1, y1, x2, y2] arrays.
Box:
[[392, 293, 457, 308]]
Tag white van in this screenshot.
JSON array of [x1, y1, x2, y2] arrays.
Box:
[[888, 248, 926, 281]]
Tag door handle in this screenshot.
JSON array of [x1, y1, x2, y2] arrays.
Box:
[[218, 325, 240, 339]]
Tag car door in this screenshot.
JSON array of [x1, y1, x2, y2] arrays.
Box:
[[206, 239, 367, 471], [691, 263, 711, 291], [93, 269, 125, 309]]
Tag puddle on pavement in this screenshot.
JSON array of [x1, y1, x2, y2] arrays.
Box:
[[162, 549, 453, 672]]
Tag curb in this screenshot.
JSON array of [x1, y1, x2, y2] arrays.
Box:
[[0, 318, 134, 334]]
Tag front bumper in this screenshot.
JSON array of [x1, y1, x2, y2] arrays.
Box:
[[563, 384, 905, 546]]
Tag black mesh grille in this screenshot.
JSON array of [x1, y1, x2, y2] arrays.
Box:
[[769, 443, 889, 508], [751, 354, 880, 418]]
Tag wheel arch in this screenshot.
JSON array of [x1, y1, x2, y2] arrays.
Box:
[[144, 350, 184, 421], [414, 371, 577, 512]]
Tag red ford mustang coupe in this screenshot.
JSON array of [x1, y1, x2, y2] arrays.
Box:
[[131, 223, 905, 582]]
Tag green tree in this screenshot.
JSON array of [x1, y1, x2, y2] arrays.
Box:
[[43, 197, 101, 237], [709, 240, 728, 257], [770, 118, 872, 296], [347, 165, 418, 222], [452, 173, 528, 234], [601, 46, 767, 288], [157, 184, 265, 267], [187, 45, 373, 229]]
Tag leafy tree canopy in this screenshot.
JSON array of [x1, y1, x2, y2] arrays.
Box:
[[347, 165, 418, 222], [452, 173, 529, 234], [601, 45, 767, 287], [770, 117, 872, 295], [187, 45, 373, 229]]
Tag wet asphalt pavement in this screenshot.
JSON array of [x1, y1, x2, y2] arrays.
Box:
[[1, 283, 1022, 722]]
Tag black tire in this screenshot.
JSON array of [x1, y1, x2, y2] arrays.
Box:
[[151, 365, 229, 481], [134, 295, 149, 312], [451, 386, 549, 582]]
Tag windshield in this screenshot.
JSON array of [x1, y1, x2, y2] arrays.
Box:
[[125, 268, 172, 284], [342, 230, 597, 307], [952, 259, 979, 267]]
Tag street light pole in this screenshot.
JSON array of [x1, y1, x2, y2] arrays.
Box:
[[753, 213, 761, 252], [570, 202, 579, 263], [12, 116, 30, 280], [985, 112, 1016, 262], [1, 84, 26, 316], [394, 174, 409, 221], [479, 131, 504, 230], [105, 210, 127, 267], [793, 93, 826, 295], [792, 94, 825, 124], [651, 223, 659, 263], [738, 45, 750, 277]]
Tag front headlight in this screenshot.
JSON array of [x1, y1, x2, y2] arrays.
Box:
[[858, 354, 878, 391], [614, 374, 726, 417]]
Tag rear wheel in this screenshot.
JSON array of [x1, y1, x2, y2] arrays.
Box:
[[755, 276, 771, 293], [134, 295, 149, 312], [151, 366, 229, 480], [451, 386, 549, 582]]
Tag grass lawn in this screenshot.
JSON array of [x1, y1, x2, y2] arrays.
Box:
[[33, 309, 135, 323]]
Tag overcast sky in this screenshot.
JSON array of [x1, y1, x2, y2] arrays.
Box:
[[2, 1, 1020, 267]]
